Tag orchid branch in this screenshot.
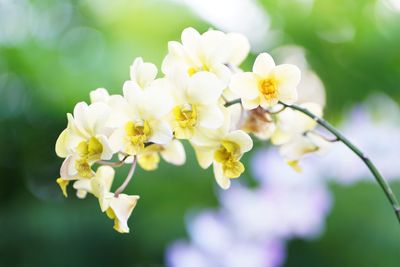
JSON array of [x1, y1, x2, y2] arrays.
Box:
[[279, 101, 400, 223], [224, 98, 242, 107], [306, 130, 339, 143], [225, 99, 400, 223], [98, 155, 130, 168], [114, 156, 137, 197]]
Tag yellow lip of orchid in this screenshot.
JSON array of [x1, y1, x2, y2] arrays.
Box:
[[55, 101, 115, 180], [169, 71, 225, 140]]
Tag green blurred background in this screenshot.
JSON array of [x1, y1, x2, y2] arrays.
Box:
[[0, 0, 399, 266]]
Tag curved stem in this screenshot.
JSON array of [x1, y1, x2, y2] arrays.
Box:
[[306, 130, 339, 143], [114, 156, 137, 197], [279, 101, 400, 223], [98, 155, 130, 168], [224, 98, 242, 107]]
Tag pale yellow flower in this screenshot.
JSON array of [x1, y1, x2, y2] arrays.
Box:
[[162, 27, 250, 87], [108, 83, 173, 155], [90, 88, 110, 103], [56, 102, 115, 179], [279, 131, 331, 171], [105, 194, 140, 234], [191, 111, 253, 189], [136, 140, 186, 171], [168, 71, 225, 139], [271, 102, 322, 145], [230, 53, 300, 109]]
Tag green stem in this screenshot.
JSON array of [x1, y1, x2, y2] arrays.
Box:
[[278, 101, 400, 223], [225, 98, 400, 223], [224, 98, 242, 107]]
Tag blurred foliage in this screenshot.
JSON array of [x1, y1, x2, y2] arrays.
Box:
[[0, 0, 399, 266]]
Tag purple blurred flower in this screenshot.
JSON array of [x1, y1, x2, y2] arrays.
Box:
[[167, 210, 285, 267], [320, 94, 400, 184], [166, 94, 400, 267]]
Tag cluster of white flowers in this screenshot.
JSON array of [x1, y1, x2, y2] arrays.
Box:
[[55, 27, 330, 233]]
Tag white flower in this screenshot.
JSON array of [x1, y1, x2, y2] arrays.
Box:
[[136, 140, 186, 171], [108, 83, 173, 155], [230, 53, 301, 109], [104, 194, 140, 233], [271, 102, 323, 145], [279, 131, 331, 172], [169, 71, 225, 139], [90, 88, 110, 103], [72, 165, 115, 201], [55, 102, 115, 179], [162, 27, 250, 86], [192, 115, 253, 189], [263, 102, 330, 171], [72, 166, 140, 234], [125, 57, 159, 91]]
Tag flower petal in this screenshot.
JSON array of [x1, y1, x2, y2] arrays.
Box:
[[109, 128, 125, 153], [108, 95, 134, 127], [211, 63, 231, 87], [252, 53, 275, 77], [90, 88, 110, 103], [87, 102, 112, 135], [96, 135, 114, 160], [56, 178, 69, 197], [197, 104, 224, 129], [91, 166, 115, 211], [181, 27, 201, 54], [148, 121, 173, 145], [241, 97, 260, 110], [201, 29, 228, 64], [130, 57, 158, 88], [230, 72, 259, 100], [108, 194, 140, 233], [161, 41, 187, 75], [139, 88, 174, 119], [226, 32, 250, 66], [279, 135, 318, 161], [213, 162, 231, 190], [72, 102, 92, 137], [273, 64, 301, 103], [55, 129, 69, 158], [161, 140, 186, 166], [192, 144, 215, 169], [73, 102, 111, 136], [73, 179, 92, 195], [187, 72, 224, 105], [224, 130, 253, 153]]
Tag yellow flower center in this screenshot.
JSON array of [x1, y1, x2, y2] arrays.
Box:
[[187, 65, 210, 76], [124, 120, 152, 155], [77, 137, 103, 159], [75, 158, 94, 178], [75, 137, 103, 178], [259, 78, 278, 101], [214, 141, 244, 178], [173, 104, 198, 138]]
